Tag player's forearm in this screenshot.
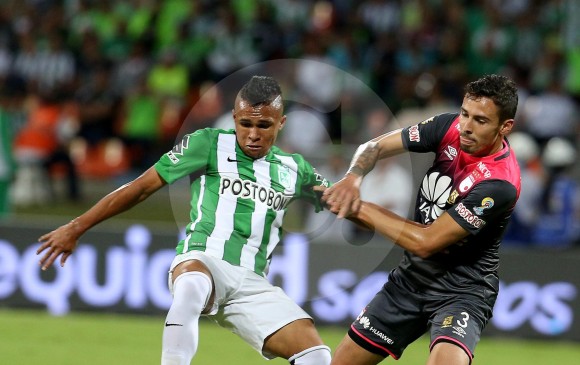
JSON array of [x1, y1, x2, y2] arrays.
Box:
[[72, 168, 163, 235], [346, 141, 380, 177], [350, 202, 438, 259], [72, 184, 144, 233], [347, 129, 406, 177]]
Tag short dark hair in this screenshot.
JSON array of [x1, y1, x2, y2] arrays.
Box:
[[464, 74, 518, 121], [239, 76, 282, 106]]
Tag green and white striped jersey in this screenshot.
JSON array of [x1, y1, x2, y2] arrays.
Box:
[[154, 128, 329, 276]]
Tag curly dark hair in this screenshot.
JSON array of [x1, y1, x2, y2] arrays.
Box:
[[464, 74, 518, 121], [239, 76, 282, 107]]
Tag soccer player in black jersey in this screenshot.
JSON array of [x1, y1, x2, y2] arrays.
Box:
[[319, 74, 521, 365]]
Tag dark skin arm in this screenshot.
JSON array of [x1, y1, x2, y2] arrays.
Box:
[[37, 167, 167, 270]]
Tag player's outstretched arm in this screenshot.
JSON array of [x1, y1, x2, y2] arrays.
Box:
[[349, 201, 470, 258], [37, 167, 167, 270], [322, 129, 406, 218]]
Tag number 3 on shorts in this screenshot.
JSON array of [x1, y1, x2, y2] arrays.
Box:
[[456, 312, 470, 328]]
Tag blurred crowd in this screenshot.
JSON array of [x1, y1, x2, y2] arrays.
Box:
[[0, 0, 578, 247]]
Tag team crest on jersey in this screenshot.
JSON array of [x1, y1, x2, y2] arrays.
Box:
[[442, 316, 453, 328], [278, 165, 292, 190], [473, 197, 494, 215], [447, 189, 459, 204]]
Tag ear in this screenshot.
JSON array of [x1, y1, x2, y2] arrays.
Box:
[[279, 115, 287, 130], [500, 119, 514, 136]]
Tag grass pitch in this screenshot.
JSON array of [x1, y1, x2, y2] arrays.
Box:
[[1, 309, 579, 364]]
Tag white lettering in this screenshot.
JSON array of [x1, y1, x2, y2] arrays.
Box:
[[477, 162, 492, 178], [0, 240, 18, 298], [492, 281, 577, 335], [455, 203, 486, 228], [125, 225, 150, 308], [76, 246, 125, 306], [312, 270, 358, 321], [20, 246, 75, 315], [268, 233, 308, 306], [409, 125, 420, 142]]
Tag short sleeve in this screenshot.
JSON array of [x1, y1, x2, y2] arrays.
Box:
[[154, 128, 213, 184], [297, 158, 331, 212], [448, 180, 518, 235], [401, 113, 457, 153]]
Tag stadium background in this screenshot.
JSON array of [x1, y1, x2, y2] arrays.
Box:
[[1, 0, 579, 364]]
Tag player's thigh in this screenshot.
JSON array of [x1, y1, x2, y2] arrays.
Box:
[[427, 342, 470, 365], [348, 279, 428, 360], [168, 251, 240, 315], [331, 334, 385, 365], [214, 274, 314, 359], [428, 298, 490, 363], [263, 318, 324, 359]]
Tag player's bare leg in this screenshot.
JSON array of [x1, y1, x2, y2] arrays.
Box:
[[330, 335, 384, 365], [426, 342, 470, 365], [263, 318, 331, 364]]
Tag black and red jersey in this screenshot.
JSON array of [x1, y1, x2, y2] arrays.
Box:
[[397, 113, 521, 297]]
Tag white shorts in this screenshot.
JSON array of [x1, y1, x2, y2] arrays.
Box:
[[168, 251, 312, 358]]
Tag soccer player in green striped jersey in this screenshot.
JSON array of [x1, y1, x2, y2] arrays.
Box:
[[37, 76, 332, 365]]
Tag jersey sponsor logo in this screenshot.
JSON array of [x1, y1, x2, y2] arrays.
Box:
[[419, 172, 452, 223], [459, 175, 475, 192], [358, 315, 371, 329], [455, 202, 486, 228], [459, 166, 487, 193], [167, 135, 191, 164], [477, 161, 491, 178], [358, 316, 394, 345], [408, 125, 420, 142], [473, 197, 494, 215], [444, 145, 457, 160], [219, 177, 291, 211]]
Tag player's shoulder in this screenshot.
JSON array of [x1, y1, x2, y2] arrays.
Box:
[[484, 146, 521, 190], [471, 179, 519, 207], [270, 145, 300, 159], [270, 145, 314, 168], [186, 127, 234, 137], [421, 112, 459, 126]]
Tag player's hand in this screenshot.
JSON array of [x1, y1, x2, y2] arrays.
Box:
[[320, 173, 363, 218], [37, 220, 81, 270]]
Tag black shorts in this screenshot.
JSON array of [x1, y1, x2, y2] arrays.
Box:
[[348, 272, 495, 362]]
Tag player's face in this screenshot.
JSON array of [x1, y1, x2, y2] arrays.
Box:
[[233, 96, 286, 159], [459, 96, 513, 156]]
